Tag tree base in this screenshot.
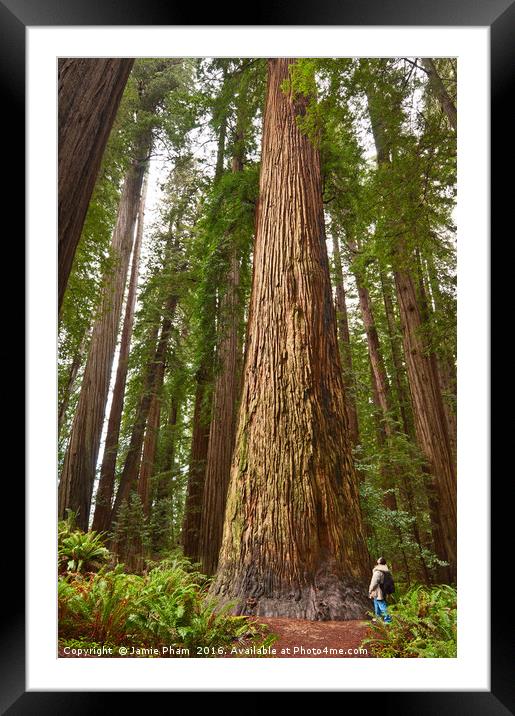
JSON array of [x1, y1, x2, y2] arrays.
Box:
[[210, 570, 370, 621]]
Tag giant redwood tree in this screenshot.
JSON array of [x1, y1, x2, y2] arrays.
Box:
[[211, 59, 370, 620], [58, 58, 134, 312]]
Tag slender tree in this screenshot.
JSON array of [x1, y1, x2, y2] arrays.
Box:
[[91, 174, 148, 532], [332, 233, 360, 446], [211, 59, 370, 619], [181, 368, 212, 560], [420, 58, 457, 132], [379, 271, 414, 439], [138, 393, 161, 516], [366, 74, 457, 580], [181, 68, 230, 560], [111, 290, 178, 521], [151, 395, 180, 552], [58, 330, 88, 437], [59, 60, 182, 531], [198, 139, 245, 575], [58, 142, 149, 530]]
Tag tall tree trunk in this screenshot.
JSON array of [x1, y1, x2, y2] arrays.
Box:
[[424, 257, 457, 460], [349, 241, 431, 583], [111, 291, 178, 522], [181, 100, 229, 561], [152, 396, 180, 552], [393, 267, 457, 580], [354, 264, 412, 580], [211, 59, 370, 620], [58, 332, 88, 438], [379, 271, 415, 439], [58, 143, 148, 531], [367, 87, 456, 581], [349, 247, 393, 430], [198, 148, 244, 575], [138, 393, 162, 516], [332, 234, 360, 446], [158, 397, 179, 498], [412, 250, 457, 573], [420, 58, 457, 132], [58, 58, 134, 312], [92, 174, 148, 533], [378, 272, 431, 583], [181, 374, 211, 561]]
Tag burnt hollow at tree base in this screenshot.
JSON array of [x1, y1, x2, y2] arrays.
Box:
[[210, 570, 370, 621]]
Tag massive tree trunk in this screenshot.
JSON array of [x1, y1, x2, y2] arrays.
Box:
[[58, 58, 134, 312], [92, 175, 148, 533], [211, 59, 370, 620], [58, 143, 148, 531], [198, 145, 244, 576], [420, 58, 457, 132], [111, 291, 178, 522], [332, 234, 360, 446]]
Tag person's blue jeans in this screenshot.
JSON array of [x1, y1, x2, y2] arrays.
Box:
[[373, 598, 392, 623]]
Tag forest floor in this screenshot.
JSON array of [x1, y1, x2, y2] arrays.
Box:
[[245, 617, 373, 658], [58, 619, 374, 659]]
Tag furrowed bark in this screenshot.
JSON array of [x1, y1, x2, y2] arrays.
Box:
[[211, 59, 370, 620], [58, 58, 134, 312]]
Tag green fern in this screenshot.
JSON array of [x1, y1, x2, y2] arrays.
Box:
[[362, 584, 457, 658]]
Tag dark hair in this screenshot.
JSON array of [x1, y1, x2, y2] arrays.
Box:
[[377, 557, 386, 565]]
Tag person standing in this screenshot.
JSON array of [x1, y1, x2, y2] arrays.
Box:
[[368, 557, 393, 623]]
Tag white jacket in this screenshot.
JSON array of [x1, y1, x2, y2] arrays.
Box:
[[368, 563, 389, 600]]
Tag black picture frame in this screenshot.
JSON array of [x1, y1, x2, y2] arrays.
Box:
[[7, 0, 506, 711]]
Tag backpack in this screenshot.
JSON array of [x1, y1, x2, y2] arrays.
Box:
[[381, 570, 395, 597]]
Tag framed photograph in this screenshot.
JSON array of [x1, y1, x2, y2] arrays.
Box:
[[7, 0, 506, 710]]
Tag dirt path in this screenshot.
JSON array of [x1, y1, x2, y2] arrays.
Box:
[[251, 617, 373, 658]]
